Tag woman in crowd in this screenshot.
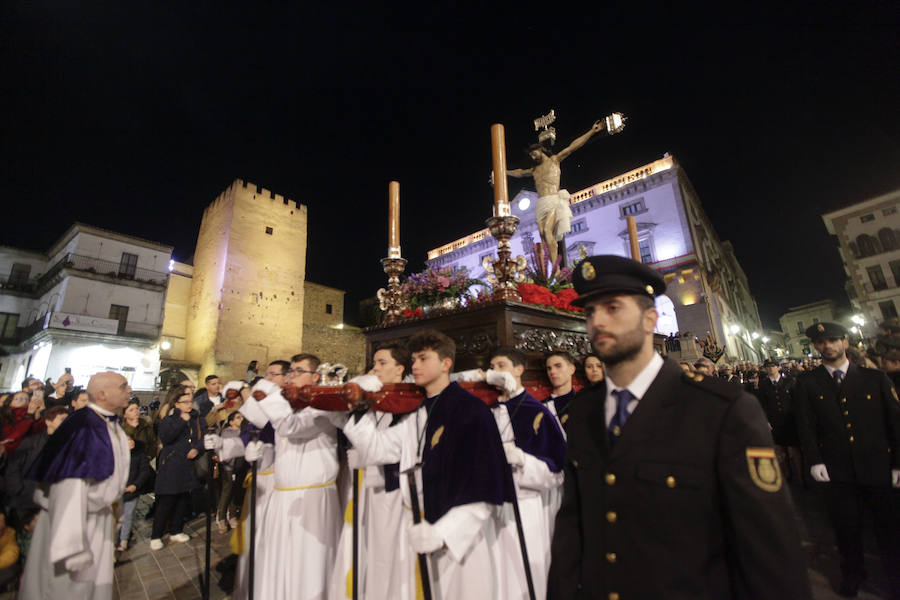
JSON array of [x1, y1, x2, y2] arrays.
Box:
[[118, 435, 152, 551], [122, 398, 159, 461], [0, 391, 45, 456], [151, 384, 204, 550], [584, 353, 605, 385]]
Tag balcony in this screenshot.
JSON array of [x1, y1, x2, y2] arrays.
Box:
[[0, 275, 39, 295], [38, 253, 169, 293], [14, 311, 162, 344]]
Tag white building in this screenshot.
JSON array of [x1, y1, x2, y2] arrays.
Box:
[[0, 223, 172, 392], [427, 154, 766, 362], [822, 188, 900, 337], [778, 300, 842, 358]]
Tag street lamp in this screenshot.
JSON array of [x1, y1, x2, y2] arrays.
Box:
[[729, 324, 740, 334], [762, 336, 769, 343], [751, 332, 760, 340]]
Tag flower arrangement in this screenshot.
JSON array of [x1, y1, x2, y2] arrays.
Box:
[[401, 266, 483, 311], [518, 282, 583, 313], [513, 243, 583, 313]]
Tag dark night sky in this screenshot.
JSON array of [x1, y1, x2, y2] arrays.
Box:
[[2, 2, 898, 328]]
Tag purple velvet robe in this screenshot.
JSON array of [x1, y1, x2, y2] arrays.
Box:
[[27, 407, 115, 483], [500, 390, 566, 473]]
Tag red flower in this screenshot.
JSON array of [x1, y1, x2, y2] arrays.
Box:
[[555, 288, 583, 312], [518, 283, 556, 307]]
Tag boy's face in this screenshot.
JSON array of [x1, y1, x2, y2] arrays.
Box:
[[545, 356, 575, 388], [371, 349, 405, 384], [412, 349, 451, 388]]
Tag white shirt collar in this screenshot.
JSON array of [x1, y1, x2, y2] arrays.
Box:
[[824, 358, 850, 376], [89, 401, 115, 417], [605, 352, 665, 401]]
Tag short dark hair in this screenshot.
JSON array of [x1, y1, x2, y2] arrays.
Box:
[[205, 374, 219, 384], [545, 351, 575, 366], [44, 405, 70, 421], [491, 346, 526, 368], [290, 354, 321, 371], [634, 294, 655, 311], [21, 377, 37, 390], [408, 329, 456, 364], [375, 343, 411, 376], [268, 360, 291, 375]]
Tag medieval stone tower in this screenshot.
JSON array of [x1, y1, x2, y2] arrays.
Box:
[[185, 179, 307, 379]]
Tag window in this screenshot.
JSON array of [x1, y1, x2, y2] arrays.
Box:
[[570, 219, 588, 233], [0, 313, 19, 339], [867, 265, 888, 291], [879, 228, 899, 251], [797, 321, 804, 333], [118, 252, 138, 280], [860, 214, 875, 223], [109, 304, 129, 335], [7, 263, 31, 287], [890, 260, 900, 287], [857, 234, 878, 257], [639, 238, 653, 263], [265, 226, 273, 235], [325, 304, 333, 314], [879, 300, 898, 320], [884, 207, 897, 216], [619, 199, 647, 217]]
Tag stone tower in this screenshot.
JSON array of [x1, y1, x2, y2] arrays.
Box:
[[186, 179, 307, 380]]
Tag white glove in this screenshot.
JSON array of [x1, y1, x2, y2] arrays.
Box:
[[223, 380, 245, 394], [252, 378, 279, 396], [351, 374, 383, 393], [408, 522, 444, 554], [810, 463, 830, 482], [347, 448, 365, 470], [504, 442, 526, 467], [450, 368, 485, 383], [203, 434, 222, 451], [64, 550, 93, 572], [245, 440, 264, 463], [892, 469, 900, 488], [485, 369, 518, 396]]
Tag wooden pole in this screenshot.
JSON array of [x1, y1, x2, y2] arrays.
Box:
[[491, 124, 509, 215], [626, 215, 641, 262], [388, 181, 400, 258]]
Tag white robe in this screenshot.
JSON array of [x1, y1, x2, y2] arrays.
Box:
[[230, 443, 275, 600], [344, 406, 509, 600], [256, 392, 346, 600], [21, 405, 130, 600], [491, 402, 564, 600], [329, 413, 410, 600]]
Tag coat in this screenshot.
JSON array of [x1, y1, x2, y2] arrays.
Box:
[[4, 430, 47, 513], [122, 416, 159, 462], [753, 374, 800, 446], [548, 359, 811, 600], [794, 363, 900, 486], [123, 441, 153, 502], [155, 409, 204, 495]]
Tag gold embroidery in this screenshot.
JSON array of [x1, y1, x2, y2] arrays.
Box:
[[746, 447, 782, 492], [431, 425, 445, 449], [532, 412, 544, 434], [561, 414, 569, 424]]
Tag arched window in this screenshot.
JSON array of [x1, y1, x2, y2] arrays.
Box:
[[857, 234, 877, 257], [654, 294, 679, 336], [878, 228, 898, 251]]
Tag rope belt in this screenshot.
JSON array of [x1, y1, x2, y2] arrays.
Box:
[[274, 478, 336, 491], [258, 469, 274, 476]]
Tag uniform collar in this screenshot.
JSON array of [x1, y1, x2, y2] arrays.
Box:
[[605, 352, 664, 402]]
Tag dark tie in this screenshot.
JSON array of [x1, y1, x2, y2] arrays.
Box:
[[608, 389, 634, 447], [103, 413, 119, 425], [833, 369, 844, 385]]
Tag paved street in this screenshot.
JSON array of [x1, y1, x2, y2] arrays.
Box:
[[3, 481, 882, 600]]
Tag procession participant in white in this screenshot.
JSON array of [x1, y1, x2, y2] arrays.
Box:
[[254, 353, 347, 600], [343, 329, 516, 600], [329, 343, 411, 600], [21, 371, 131, 600], [483, 347, 566, 600]]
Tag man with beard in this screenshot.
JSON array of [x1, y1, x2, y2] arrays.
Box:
[[548, 255, 811, 600], [795, 322, 900, 598]]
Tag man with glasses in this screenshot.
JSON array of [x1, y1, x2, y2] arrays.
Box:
[[795, 322, 900, 598], [252, 352, 346, 599]]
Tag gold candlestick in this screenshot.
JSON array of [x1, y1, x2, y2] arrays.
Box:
[[483, 216, 527, 301], [377, 257, 407, 324]]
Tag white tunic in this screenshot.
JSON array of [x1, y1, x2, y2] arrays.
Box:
[[344, 406, 509, 600], [231, 444, 275, 600], [256, 392, 346, 600], [491, 401, 564, 600], [21, 404, 130, 600]]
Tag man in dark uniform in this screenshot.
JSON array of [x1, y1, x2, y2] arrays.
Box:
[[754, 358, 804, 484], [794, 322, 900, 598], [548, 255, 811, 600]]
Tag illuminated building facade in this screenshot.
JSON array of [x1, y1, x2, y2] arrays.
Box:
[[427, 155, 766, 362], [0, 224, 171, 391]]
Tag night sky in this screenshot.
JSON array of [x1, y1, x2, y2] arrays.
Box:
[[2, 2, 898, 328]]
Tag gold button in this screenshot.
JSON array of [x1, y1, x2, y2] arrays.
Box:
[[866, 394, 871, 399], [612, 425, 621, 436], [666, 476, 676, 488], [572, 459, 579, 468], [846, 423, 852, 429], [841, 398, 847, 404], [606, 552, 617, 563], [605, 473, 616, 485], [849, 435, 855, 443], [609, 594, 620, 600], [606, 511, 617, 523], [843, 410, 849, 416]]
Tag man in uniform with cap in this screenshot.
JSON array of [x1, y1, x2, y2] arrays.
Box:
[[794, 322, 900, 598], [548, 255, 811, 599], [754, 358, 804, 484]]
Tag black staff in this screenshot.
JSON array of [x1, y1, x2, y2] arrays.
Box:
[[248, 430, 260, 600], [202, 424, 218, 600], [404, 465, 433, 600], [509, 483, 537, 600]]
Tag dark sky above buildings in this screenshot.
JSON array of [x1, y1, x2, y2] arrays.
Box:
[[2, 2, 898, 327]]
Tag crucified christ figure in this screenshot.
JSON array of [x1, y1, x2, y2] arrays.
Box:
[[507, 119, 608, 267]]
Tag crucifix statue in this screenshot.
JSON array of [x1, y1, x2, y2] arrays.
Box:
[[507, 111, 625, 267]]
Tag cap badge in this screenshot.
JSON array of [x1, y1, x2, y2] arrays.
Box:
[[817, 324, 825, 332], [581, 262, 596, 281], [645, 284, 654, 295]]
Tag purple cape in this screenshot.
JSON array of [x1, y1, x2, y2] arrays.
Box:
[[26, 406, 115, 484], [545, 389, 576, 429], [240, 422, 275, 446], [497, 390, 566, 473], [421, 382, 516, 523]]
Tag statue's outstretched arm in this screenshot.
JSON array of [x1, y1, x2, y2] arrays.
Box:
[[507, 167, 533, 178], [556, 119, 607, 161]]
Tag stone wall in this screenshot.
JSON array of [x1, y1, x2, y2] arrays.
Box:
[[301, 323, 366, 376]]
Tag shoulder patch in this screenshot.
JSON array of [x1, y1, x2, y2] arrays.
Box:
[[746, 447, 782, 492]]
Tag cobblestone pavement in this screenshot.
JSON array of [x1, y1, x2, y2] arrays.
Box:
[[5, 480, 881, 600]]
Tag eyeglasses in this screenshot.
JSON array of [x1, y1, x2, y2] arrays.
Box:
[[288, 368, 316, 375]]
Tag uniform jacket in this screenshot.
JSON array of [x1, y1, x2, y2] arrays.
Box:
[[548, 359, 811, 600], [754, 374, 800, 446], [794, 363, 900, 486]]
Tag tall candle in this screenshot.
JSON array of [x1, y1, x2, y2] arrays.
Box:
[[491, 124, 509, 215], [388, 181, 400, 256]]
